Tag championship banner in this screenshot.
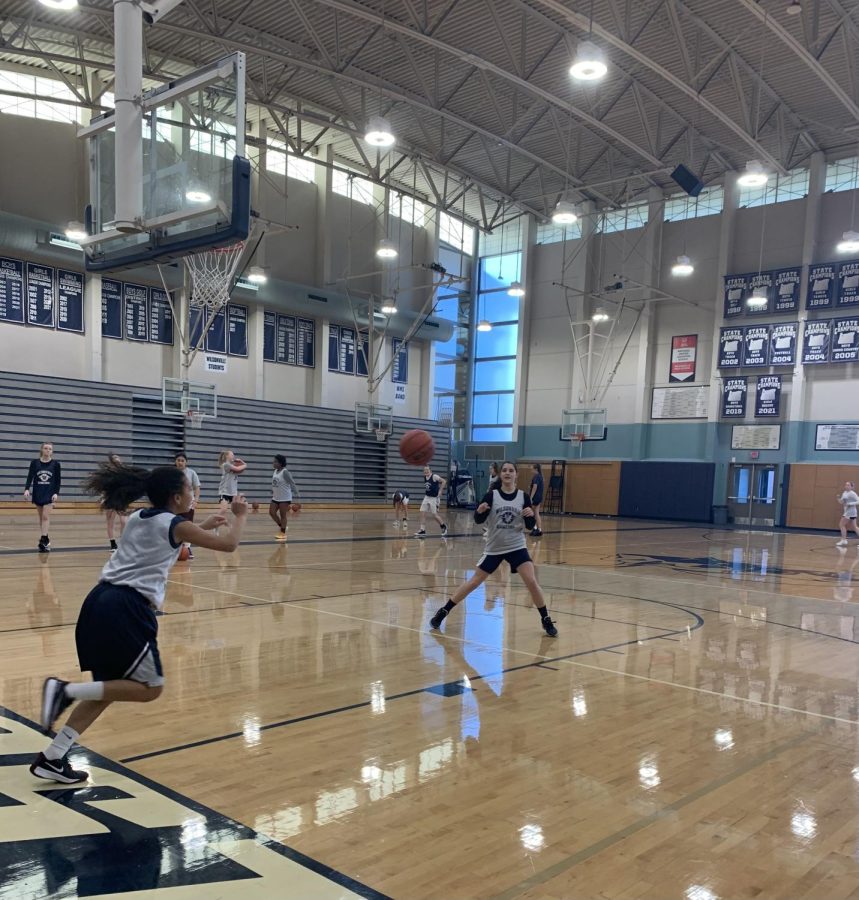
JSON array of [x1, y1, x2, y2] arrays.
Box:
[[768, 321, 798, 366], [724, 275, 747, 318], [721, 377, 747, 418], [747, 271, 773, 315], [669, 334, 697, 382], [807, 263, 836, 309], [837, 260, 859, 307], [718, 326, 743, 368], [755, 375, 781, 417], [742, 324, 770, 367], [773, 267, 800, 313], [832, 317, 859, 363], [801, 319, 831, 364]]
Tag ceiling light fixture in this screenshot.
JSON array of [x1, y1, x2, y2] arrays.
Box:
[[837, 230, 859, 253], [364, 115, 395, 147], [376, 238, 398, 259], [552, 200, 578, 225], [737, 160, 769, 188], [247, 266, 268, 284], [672, 254, 694, 276], [785, 1, 802, 15], [380, 300, 398, 314], [591, 307, 610, 322], [747, 287, 768, 307], [64, 221, 87, 242], [477, 320, 492, 332], [185, 188, 212, 203], [569, 41, 607, 81], [38, 0, 78, 9], [507, 280, 525, 298]]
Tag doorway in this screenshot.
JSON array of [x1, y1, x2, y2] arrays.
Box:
[[727, 463, 778, 526]]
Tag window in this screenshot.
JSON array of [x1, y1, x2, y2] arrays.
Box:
[[389, 191, 425, 227], [472, 426, 514, 441], [472, 393, 515, 424], [739, 167, 809, 208], [663, 187, 724, 222], [439, 212, 474, 254], [332, 167, 374, 205], [433, 248, 472, 439], [475, 323, 518, 358], [536, 220, 582, 244], [266, 140, 316, 183], [478, 252, 521, 292], [825, 157, 859, 193], [598, 202, 648, 233], [0, 69, 84, 125]]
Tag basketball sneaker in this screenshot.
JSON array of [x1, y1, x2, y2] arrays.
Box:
[[29, 752, 88, 784], [430, 607, 448, 628], [541, 616, 558, 637], [40, 677, 73, 732], [38, 536, 49, 553], [415, 529, 427, 538], [440, 524, 448, 536], [837, 539, 849, 546], [276, 532, 288, 541], [393, 521, 400, 529]]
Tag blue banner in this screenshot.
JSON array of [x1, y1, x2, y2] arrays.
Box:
[[101, 278, 123, 339], [801, 319, 831, 364], [832, 317, 859, 363], [392, 337, 409, 383], [743, 324, 770, 367], [837, 260, 859, 306], [149, 287, 173, 345], [718, 326, 744, 368], [357, 331, 369, 377], [755, 375, 781, 417], [0, 257, 24, 324], [227, 303, 248, 357], [327, 324, 340, 371], [189, 306, 205, 351], [56, 269, 84, 334], [721, 376, 747, 418], [263, 311, 277, 362], [278, 314, 296, 364], [26, 262, 54, 328], [768, 321, 797, 366], [746, 272, 773, 316], [339, 326, 356, 374], [206, 307, 226, 353], [124, 282, 148, 342], [807, 263, 836, 309], [773, 267, 800, 313], [724, 275, 747, 318], [297, 317, 315, 367]]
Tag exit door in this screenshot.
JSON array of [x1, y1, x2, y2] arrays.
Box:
[[727, 464, 778, 526]]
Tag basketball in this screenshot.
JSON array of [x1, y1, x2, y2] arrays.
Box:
[[178, 545, 191, 561], [251, 501, 260, 512], [399, 429, 435, 466]]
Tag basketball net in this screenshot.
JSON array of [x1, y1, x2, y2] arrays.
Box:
[[185, 241, 245, 311]]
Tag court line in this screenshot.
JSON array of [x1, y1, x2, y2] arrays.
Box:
[[163, 581, 859, 729], [488, 731, 813, 900]]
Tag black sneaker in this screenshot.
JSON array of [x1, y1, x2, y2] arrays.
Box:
[[187, 549, 194, 560], [415, 529, 427, 538], [38, 536, 49, 553], [440, 524, 448, 536], [531, 528, 543, 537], [430, 607, 448, 629], [29, 752, 88, 784], [40, 677, 73, 733], [541, 616, 558, 637]]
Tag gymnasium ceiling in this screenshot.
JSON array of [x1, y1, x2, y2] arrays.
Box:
[[1, 0, 858, 227]]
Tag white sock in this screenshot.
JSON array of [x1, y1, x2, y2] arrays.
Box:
[[44, 725, 80, 761], [65, 681, 105, 701]]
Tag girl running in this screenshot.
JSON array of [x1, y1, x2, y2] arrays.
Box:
[[23, 442, 61, 552], [104, 453, 128, 552], [429, 460, 557, 637], [217, 449, 247, 512], [29, 461, 247, 784], [270, 454, 301, 541], [530, 463, 545, 537]]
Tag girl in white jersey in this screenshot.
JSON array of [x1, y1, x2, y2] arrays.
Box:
[[29, 461, 247, 784], [217, 449, 247, 512], [270, 454, 301, 541], [430, 460, 557, 637], [837, 480, 859, 547]]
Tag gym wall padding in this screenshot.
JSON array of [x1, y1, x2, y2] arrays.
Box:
[[618, 461, 715, 522], [564, 462, 621, 515], [785, 463, 859, 530], [0, 370, 448, 503]]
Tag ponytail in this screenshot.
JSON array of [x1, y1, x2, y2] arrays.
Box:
[[83, 462, 185, 511], [217, 450, 229, 467]]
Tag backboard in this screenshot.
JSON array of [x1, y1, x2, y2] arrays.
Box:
[[162, 377, 218, 418], [79, 53, 250, 272], [561, 408, 607, 440], [355, 402, 393, 437]]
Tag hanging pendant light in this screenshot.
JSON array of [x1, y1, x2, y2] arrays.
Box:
[[376, 238, 398, 259], [737, 160, 769, 187], [552, 200, 578, 225], [747, 287, 768, 308], [837, 230, 859, 253], [569, 41, 607, 81], [507, 280, 525, 297], [591, 307, 609, 322], [64, 221, 87, 241], [671, 255, 694, 276], [364, 115, 395, 147], [247, 266, 268, 284], [477, 320, 492, 332]]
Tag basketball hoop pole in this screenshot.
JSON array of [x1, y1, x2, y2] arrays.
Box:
[[114, 0, 145, 233]]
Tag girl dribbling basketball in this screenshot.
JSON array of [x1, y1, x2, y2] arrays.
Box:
[[217, 449, 247, 512]]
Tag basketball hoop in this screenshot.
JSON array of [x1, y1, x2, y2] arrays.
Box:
[[375, 429, 389, 443], [185, 241, 245, 311], [572, 432, 586, 444], [187, 410, 204, 430]]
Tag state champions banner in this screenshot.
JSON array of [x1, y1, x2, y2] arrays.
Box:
[[755, 375, 781, 418], [721, 377, 747, 418]]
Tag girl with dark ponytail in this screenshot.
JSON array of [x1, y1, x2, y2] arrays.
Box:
[[29, 461, 248, 785]]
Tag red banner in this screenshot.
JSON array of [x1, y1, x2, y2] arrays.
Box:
[[670, 334, 697, 382]]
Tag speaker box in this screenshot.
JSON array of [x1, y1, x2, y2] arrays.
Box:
[[671, 164, 704, 197]]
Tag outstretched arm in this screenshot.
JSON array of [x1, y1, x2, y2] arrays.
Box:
[[174, 496, 248, 551]]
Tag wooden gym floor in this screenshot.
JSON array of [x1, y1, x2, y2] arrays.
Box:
[[1, 506, 859, 899]]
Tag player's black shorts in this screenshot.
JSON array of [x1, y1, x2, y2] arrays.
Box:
[[31, 488, 54, 507], [75, 581, 163, 686], [220, 494, 234, 502], [531, 493, 543, 506], [477, 547, 532, 574]]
